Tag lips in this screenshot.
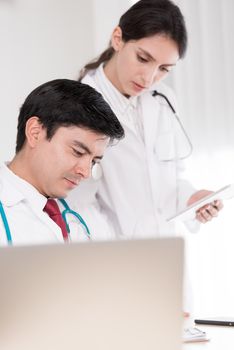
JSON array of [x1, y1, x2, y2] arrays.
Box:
[[64, 176, 81, 188], [132, 81, 146, 92], [67, 179, 77, 186], [134, 82, 145, 89]]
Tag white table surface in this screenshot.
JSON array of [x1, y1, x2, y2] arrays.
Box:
[[183, 319, 234, 350]]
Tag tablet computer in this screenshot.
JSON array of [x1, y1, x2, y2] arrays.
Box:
[[167, 184, 234, 222]]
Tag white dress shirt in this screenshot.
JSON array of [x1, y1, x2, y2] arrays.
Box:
[[0, 163, 87, 246]]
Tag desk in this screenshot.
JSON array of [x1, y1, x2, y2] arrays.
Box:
[[183, 323, 234, 350]]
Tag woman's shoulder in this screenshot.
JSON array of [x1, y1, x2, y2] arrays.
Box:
[[81, 69, 97, 87], [141, 81, 177, 108]]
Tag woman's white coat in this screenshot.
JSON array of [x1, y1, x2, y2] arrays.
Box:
[[67, 67, 196, 240]]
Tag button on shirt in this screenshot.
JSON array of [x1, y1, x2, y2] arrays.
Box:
[[0, 163, 78, 246]]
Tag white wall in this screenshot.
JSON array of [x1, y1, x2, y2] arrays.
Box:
[[0, 0, 96, 162], [0, 0, 131, 162], [93, 0, 130, 55], [173, 0, 234, 156], [172, 0, 234, 317]]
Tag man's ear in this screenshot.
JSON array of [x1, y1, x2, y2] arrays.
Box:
[[111, 26, 124, 52], [25, 116, 44, 148]]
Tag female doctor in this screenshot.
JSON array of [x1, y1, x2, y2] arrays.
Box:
[[69, 0, 222, 240]]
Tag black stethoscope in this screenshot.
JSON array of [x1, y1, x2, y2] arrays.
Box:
[[152, 90, 193, 161]]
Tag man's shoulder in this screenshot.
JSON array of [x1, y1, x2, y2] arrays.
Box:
[[0, 164, 24, 206], [0, 163, 8, 198], [81, 70, 97, 89]]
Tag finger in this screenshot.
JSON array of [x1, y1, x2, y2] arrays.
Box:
[[196, 208, 212, 223], [213, 199, 223, 211], [196, 211, 207, 223], [205, 205, 219, 217]]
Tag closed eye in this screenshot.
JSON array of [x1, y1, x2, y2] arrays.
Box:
[[160, 66, 171, 73], [72, 148, 85, 157], [137, 54, 148, 63]]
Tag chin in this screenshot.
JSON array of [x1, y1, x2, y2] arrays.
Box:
[[49, 190, 67, 199], [130, 88, 144, 97], [57, 192, 68, 199]]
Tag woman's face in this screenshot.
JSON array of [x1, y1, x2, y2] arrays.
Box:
[[105, 27, 180, 97]]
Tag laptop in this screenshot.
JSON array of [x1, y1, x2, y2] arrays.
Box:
[[0, 238, 184, 350]]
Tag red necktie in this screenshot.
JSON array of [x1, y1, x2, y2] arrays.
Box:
[[43, 199, 69, 241]]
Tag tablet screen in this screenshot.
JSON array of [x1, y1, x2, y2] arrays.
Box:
[[167, 184, 234, 222]]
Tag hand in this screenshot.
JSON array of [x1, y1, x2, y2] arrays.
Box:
[[187, 190, 223, 224]]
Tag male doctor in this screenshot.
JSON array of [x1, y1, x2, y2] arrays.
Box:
[[0, 79, 124, 246]]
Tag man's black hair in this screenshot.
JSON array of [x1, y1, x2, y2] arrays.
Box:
[[16, 79, 124, 152]]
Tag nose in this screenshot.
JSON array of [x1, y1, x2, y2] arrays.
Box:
[[74, 157, 92, 180], [143, 66, 159, 86]]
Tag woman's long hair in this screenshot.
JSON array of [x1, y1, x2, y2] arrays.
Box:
[[79, 0, 187, 80]]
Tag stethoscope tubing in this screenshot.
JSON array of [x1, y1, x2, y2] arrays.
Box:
[[59, 198, 91, 238], [0, 198, 90, 245], [152, 90, 193, 161], [0, 200, 12, 244]]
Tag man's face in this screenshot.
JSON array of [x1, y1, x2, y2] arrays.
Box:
[[28, 123, 109, 198]]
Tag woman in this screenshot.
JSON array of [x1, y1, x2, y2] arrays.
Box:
[[68, 0, 222, 240]]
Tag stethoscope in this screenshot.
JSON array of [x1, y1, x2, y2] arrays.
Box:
[[152, 90, 193, 161], [152, 89, 193, 212], [0, 198, 90, 245]]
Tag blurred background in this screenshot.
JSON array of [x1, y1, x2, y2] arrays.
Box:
[[1, 0, 234, 316]]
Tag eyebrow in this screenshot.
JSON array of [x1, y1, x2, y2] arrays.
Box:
[[138, 48, 177, 67], [72, 141, 103, 160]]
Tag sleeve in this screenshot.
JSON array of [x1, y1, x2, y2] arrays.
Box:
[[176, 159, 200, 233]]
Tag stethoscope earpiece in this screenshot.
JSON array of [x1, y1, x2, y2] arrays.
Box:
[[92, 163, 103, 180]]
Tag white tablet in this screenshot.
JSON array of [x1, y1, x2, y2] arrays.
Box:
[[167, 184, 234, 222]]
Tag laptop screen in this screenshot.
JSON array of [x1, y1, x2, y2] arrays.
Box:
[[0, 238, 184, 350]]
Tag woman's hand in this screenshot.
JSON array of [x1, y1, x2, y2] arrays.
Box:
[[187, 190, 223, 223]]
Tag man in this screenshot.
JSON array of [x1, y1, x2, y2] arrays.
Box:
[[0, 79, 124, 245]]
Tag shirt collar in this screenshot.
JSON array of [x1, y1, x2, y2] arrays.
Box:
[[95, 64, 139, 115], [0, 162, 47, 210]]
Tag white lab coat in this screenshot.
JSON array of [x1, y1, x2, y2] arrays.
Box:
[[0, 163, 88, 246], [67, 66, 197, 240]]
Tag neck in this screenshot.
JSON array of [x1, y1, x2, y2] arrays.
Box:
[[8, 152, 38, 192], [8, 153, 27, 178], [104, 57, 125, 96]]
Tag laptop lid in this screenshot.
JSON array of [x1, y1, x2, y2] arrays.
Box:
[[0, 238, 184, 350]]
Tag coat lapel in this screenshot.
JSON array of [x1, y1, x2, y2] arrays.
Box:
[[141, 91, 160, 151], [27, 197, 65, 243]]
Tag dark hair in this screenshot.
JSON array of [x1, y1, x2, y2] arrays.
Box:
[[79, 0, 187, 80], [16, 79, 124, 152]]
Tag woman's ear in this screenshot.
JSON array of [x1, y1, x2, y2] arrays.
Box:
[[111, 26, 124, 51], [25, 116, 44, 148]]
